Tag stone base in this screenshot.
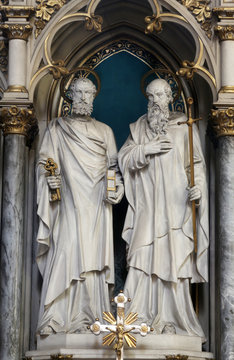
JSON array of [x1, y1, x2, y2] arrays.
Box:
[[25, 334, 214, 360]]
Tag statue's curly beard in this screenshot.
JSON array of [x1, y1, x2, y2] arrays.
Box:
[[72, 101, 93, 116], [147, 101, 169, 134]]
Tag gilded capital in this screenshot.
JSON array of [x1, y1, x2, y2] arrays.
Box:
[[210, 108, 234, 138], [215, 25, 234, 41], [0, 23, 32, 40], [0, 106, 38, 145]]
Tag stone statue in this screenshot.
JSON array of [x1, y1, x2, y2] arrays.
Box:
[[36, 77, 124, 335], [118, 79, 209, 341]]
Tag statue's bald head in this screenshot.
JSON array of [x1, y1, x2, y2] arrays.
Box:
[[146, 79, 173, 104]]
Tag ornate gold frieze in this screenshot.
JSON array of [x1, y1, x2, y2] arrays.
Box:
[[0, 106, 38, 144], [211, 107, 234, 137], [213, 7, 234, 20], [215, 25, 234, 40], [0, 23, 32, 40], [0, 39, 8, 74], [179, 0, 212, 39], [34, 0, 69, 38], [0, 5, 35, 18]]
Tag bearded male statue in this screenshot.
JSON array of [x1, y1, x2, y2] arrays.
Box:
[[36, 77, 124, 335], [118, 79, 209, 341]]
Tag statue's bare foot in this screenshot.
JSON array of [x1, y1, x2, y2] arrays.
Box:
[[40, 325, 54, 335], [162, 323, 176, 335]]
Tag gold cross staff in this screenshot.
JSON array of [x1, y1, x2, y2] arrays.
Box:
[[178, 97, 202, 254], [44, 158, 61, 202]]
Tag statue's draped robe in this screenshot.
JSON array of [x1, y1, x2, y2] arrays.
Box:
[[37, 117, 119, 333], [118, 113, 209, 340]]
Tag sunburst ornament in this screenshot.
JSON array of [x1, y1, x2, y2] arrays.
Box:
[[90, 292, 153, 360]]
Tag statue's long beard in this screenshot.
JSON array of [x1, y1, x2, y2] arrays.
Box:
[[147, 102, 169, 135], [72, 102, 93, 116]]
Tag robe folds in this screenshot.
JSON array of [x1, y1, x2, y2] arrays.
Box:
[[118, 112, 209, 340], [37, 116, 120, 333]]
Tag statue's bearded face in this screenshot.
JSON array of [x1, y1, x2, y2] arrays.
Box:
[[71, 80, 96, 116], [146, 80, 172, 134]]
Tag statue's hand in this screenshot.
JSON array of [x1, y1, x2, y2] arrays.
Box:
[[47, 175, 61, 190], [106, 184, 124, 204], [188, 185, 201, 203], [144, 137, 172, 156]]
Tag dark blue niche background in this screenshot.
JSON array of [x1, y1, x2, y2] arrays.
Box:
[[92, 51, 149, 149]]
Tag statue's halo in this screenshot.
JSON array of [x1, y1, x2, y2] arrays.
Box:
[[60, 67, 101, 104], [141, 68, 182, 103]]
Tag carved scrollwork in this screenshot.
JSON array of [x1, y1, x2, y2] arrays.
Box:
[[49, 60, 69, 80], [145, 14, 162, 34], [0, 23, 32, 40], [177, 60, 196, 80], [85, 14, 103, 33], [0, 106, 38, 145], [210, 108, 234, 138], [179, 0, 212, 39], [34, 0, 69, 38]]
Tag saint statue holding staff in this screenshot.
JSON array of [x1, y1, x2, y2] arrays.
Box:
[[118, 74, 209, 341]]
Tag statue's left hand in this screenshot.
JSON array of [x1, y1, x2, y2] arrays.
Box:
[[188, 185, 201, 202], [106, 184, 124, 204]]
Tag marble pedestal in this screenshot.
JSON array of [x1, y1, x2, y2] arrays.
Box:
[[26, 334, 214, 360]]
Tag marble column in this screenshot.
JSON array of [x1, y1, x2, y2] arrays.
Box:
[[211, 108, 234, 360], [0, 134, 26, 360], [216, 136, 234, 360], [0, 106, 38, 360]]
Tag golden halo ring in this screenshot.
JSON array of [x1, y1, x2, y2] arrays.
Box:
[[141, 68, 182, 103], [60, 67, 101, 104]]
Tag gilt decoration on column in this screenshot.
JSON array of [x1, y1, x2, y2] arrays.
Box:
[[215, 25, 234, 41], [210, 108, 234, 138], [0, 105, 38, 145], [0, 23, 32, 40]]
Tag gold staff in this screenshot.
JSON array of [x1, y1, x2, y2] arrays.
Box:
[[178, 98, 202, 316], [44, 158, 61, 202], [178, 97, 202, 253]]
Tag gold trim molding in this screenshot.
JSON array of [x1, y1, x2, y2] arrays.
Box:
[[211, 107, 234, 137], [215, 25, 234, 40], [0, 5, 35, 18], [166, 356, 188, 360], [0, 23, 32, 40], [213, 7, 234, 20], [219, 86, 234, 93], [50, 355, 73, 360], [5, 85, 28, 93], [0, 106, 38, 144]]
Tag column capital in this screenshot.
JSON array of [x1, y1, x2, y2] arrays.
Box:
[[210, 107, 234, 139], [0, 23, 32, 40], [0, 105, 38, 145], [215, 25, 234, 41]]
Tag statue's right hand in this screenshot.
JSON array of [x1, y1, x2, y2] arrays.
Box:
[[46, 175, 61, 190], [144, 137, 172, 156]]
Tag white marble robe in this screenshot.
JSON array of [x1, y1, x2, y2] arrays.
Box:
[[118, 112, 209, 340], [37, 116, 121, 333]]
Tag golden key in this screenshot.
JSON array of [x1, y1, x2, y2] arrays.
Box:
[[44, 158, 61, 202]]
